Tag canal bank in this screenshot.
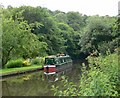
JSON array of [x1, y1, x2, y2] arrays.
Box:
[[0, 66, 43, 81]]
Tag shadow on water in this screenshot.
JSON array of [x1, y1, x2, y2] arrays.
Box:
[[2, 60, 87, 96]]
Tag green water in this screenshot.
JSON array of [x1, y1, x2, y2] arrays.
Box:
[[2, 62, 82, 96]]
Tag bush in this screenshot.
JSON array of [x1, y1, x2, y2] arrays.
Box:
[[5, 58, 24, 68], [31, 58, 41, 66], [52, 52, 119, 96], [23, 59, 31, 67], [52, 77, 79, 96], [41, 57, 45, 65]]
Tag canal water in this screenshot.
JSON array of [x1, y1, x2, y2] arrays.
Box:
[[1, 61, 84, 96]]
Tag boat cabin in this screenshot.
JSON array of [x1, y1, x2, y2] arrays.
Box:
[[44, 54, 72, 65], [44, 54, 72, 82]]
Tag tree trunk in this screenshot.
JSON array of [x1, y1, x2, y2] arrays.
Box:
[[2, 46, 14, 68]]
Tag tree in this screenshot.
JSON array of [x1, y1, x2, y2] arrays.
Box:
[[80, 16, 116, 55], [57, 23, 81, 59], [53, 11, 67, 23], [2, 13, 47, 67], [66, 12, 85, 31]]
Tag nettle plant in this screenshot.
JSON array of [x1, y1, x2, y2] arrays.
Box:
[[51, 52, 119, 96]]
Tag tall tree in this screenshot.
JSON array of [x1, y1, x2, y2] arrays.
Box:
[[80, 16, 116, 55], [2, 11, 47, 67]]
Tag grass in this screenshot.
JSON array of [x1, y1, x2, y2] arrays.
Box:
[[0, 65, 43, 75]]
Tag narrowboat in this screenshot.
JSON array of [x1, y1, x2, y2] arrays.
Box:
[[44, 54, 72, 81]]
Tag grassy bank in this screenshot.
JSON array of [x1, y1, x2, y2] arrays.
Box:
[[0, 65, 43, 75]]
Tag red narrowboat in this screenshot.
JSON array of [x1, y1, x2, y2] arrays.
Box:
[[44, 54, 72, 81]]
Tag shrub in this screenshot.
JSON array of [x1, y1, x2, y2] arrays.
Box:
[[52, 77, 79, 96], [52, 52, 119, 96], [23, 59, 31, 67], [5, 58, 24, 68], [41, 57, 45, 65], [31, 58, 41, 66]]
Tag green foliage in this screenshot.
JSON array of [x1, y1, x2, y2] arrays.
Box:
[[31, 58, 42, 66], [1, 5, 119, 96], [5, 58, 24, 68], [2, 8, 47, 66], [23, 59, 31, 67], [54, 12, 67, 23], [82, 52, 119, 96], [98, 40, 118, 55], [40, 57, 45, 66], [66, 11, 85, 31], [52, 52, 119, 96], [80, 16, 116, 55], [52, 79, 79, 96], [2, 5, 119, 65]]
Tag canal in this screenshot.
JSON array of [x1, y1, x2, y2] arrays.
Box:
[[1, 61, 84, 96]]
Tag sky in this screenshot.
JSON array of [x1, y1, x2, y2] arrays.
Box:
[[0, 0, 120, 16]]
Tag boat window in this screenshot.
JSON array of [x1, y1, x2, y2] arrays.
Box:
[[64, 58, 66, 62], [55, 59, 59, 64], [62, 59, 64, 62], [59, 58, 63, 63], [45, 58, 55, 65]]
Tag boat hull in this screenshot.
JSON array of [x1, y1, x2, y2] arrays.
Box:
[[44, 61, 72, 82]]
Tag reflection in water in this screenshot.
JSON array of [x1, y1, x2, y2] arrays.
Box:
[[2, 61, 83, 96], [2, 72, 54, 96]]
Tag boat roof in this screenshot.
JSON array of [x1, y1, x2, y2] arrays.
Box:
[[46, 55, 56, 58], [46, 54, 70, 59]]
